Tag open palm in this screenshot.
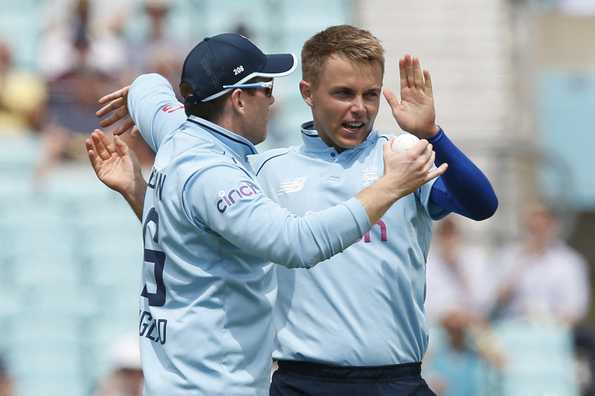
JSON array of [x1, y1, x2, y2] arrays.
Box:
[[86, 129, 141, 193], [383, 55, 438, 139]]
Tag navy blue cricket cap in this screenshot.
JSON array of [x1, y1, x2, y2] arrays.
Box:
[[181, 33, 296, 103]]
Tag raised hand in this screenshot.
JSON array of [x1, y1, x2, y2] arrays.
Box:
[[86, 129, 143, 193], [96, 85, 139, 136], [383, 55, 438, 139], [86, 129, 146, 220]]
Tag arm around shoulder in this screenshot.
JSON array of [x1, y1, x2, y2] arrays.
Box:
[[181, 163, 371, 269]]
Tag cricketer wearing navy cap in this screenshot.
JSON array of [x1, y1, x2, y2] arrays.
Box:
[[181, 33, 296, 103], [88, 32, 448, 396]]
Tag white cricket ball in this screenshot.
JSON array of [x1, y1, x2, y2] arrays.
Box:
[[391, 133, 420, 153]]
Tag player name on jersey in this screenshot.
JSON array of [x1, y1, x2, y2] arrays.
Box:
[[139, 310, 167, 345]]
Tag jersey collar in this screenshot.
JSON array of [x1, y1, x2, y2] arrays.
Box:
[[187, 115, 258, 159], [300, 121, 378, 155]]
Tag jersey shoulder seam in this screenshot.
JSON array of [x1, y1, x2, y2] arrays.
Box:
[[254, 149, 291, 176]]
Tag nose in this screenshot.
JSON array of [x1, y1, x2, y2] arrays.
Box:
[[269, 94, 275, 106], [350, 96, 365, 114]]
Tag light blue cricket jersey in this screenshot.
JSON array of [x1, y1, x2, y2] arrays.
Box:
[[250, 122, 445, 366], [127, 75, 371, 395]]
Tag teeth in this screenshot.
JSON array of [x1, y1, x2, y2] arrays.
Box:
[[344, 122, 364, 128]]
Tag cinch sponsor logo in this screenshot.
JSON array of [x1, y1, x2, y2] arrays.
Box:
[[217, 180, 261, 213]]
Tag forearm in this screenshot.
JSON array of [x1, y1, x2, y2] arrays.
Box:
[[121, 176, 147, 222], [430, 129, 498, 220], [188, 166, 372, 269], [356, 176, 401, 225]]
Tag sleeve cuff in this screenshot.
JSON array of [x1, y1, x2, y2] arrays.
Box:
[[428, 127, 445, 144], [343, 197, 372, 234]]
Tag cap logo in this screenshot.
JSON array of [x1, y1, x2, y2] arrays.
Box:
[[233, 65, 245, 76]]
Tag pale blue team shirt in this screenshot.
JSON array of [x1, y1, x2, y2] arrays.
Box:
[[127, 74, 371, 395], [251, 124, 448, 365]]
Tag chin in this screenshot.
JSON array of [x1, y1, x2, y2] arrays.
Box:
[[336, 136, 364, 149]]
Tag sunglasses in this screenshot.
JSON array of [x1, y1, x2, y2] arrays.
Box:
[[223, 80, 274, 97]]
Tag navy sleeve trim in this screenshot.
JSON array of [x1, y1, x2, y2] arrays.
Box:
[[429, 128, 498, 221]]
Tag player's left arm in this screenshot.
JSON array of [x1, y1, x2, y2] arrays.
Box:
[[426, 130, 497, 220], [384, 54, 497, 221]]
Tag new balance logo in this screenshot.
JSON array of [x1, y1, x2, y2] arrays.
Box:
[[233, 65, 245, 75], [362, 166, 378, 186], [278, 177, 306, 194]]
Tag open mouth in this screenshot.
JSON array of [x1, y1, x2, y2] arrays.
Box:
[[341, 121, 366, 134]]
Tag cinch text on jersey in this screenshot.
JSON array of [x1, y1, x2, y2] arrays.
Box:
[[216, 180, 261, 213]]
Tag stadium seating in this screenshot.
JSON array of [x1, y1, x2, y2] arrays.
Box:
[[0, 136, 141, 394], [494, 319, 580, 396]]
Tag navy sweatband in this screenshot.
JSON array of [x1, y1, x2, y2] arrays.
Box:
[[428, 128, 498, 221]]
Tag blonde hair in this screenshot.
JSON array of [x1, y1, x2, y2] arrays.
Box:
[[301, 25, 385, 87]]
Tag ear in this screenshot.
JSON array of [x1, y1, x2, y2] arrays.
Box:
[[229, 89, 246, 115], [299, 80, 313, 107]]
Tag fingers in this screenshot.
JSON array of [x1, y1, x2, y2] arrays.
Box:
[[422, 151, 436, 174], [399, 57, 407, 90], [114, 117, 136, 136], [413, 143, 434, 173], [383, 89, 399, 110], [413, 57, 424, 88], [98, 86, 129, 105], [423, 70, 433, 97], [399, 55, 427, 91], [405, 55, 415, 89], [85, 138, 101, 169], [425, 163, 448, 182], [91, 129, 112, 160], [99, 106, 130, 128], [96, 96, 126, 117], [409, 139, 429, 157]]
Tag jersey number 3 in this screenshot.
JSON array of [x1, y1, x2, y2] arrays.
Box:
[[141, 207, 166, 307]]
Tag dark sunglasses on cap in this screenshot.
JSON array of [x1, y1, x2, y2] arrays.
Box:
[[222, 80, 274, 97]]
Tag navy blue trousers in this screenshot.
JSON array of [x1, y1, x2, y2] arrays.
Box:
[[270, 360, 437, 396]]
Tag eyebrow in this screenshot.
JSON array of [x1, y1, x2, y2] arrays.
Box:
[[330, 85, 381, 92]]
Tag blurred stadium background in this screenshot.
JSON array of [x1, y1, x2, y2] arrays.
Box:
[[0, 0, 594, 395]]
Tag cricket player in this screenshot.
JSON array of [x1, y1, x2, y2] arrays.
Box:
[[260, 27, 497, 396], [87, 32, 446, 396]]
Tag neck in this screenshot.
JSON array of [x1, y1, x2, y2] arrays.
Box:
[[311, 121, 346, 152], [320, 132, 345, 152], [216, 115, 257, 143]]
